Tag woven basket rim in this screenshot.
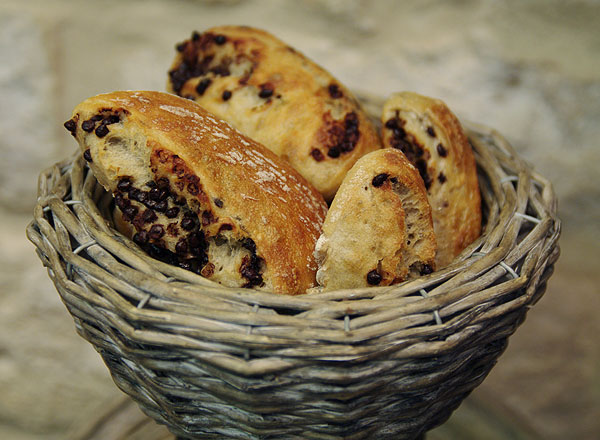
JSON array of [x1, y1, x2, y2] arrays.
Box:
[[26, 116, 561, 350]]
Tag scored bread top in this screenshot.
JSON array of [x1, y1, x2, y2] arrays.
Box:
[[382, 92, 481, 267], [167, 25, 382, 201], [65, 90, 328, 295]]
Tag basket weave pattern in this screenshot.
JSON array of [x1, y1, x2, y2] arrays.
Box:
[[27, 111, 560, 439]]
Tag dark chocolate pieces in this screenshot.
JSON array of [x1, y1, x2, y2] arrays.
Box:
[[240, 253, 263, 287], [328, 83, 343, 99], [366, 269, 382, 286], [64, 118, 77, 136], [326, 111, 360, 159], [196, 78, 212, 95], [385, 115, 432, 190], [77, 111, 122, 139], [258, 83, 274, 99], [311, 149, 325, 162], [83, 149, 93, 162], [372, 173, 389, 188], [169, 31, 236, 95]]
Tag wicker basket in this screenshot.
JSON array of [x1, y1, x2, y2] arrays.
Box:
[[27, 96, 560, 439]]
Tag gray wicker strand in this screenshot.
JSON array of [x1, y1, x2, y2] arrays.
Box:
[[27, 108, 559, 439]]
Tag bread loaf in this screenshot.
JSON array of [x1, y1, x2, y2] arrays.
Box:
[[314, 149, 436, 291], [64, 90, 328, 295], [167, 26, 381, 201], [381, 92, 481, 267]]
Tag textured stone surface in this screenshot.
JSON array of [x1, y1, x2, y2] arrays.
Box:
[[0, 11, 59, 212], [0, 0, 598, 439]]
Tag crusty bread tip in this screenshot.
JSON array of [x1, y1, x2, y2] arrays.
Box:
[[64, 90, 328, 295], [381, 92, 481, 268], [167, 25, 382, 201], [315, 149, 437, 291]]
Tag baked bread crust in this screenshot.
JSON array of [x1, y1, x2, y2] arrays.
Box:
[[314, 149, 436, 291], [167, 26, 381, 201], [381, 92, 481, 267], [64, 91, 328, 295]]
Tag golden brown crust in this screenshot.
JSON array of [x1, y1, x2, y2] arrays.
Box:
[[315, 149, 436, 291], [167, 26, 381, 201], [65, 91, 328, 295], [381, 92, 481, 268]]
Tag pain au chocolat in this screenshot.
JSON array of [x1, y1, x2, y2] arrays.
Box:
[[64, 91, 328, 295], [167, 25, 381, 201]]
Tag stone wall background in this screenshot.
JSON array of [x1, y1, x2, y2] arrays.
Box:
[[0, 0, 598, 439]]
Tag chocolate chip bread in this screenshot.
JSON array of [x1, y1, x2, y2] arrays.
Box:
[[166, 26, 381, 201], [314, 149, 436, 291], [64, 91, 328, 295], [381, 92, 481, 268]]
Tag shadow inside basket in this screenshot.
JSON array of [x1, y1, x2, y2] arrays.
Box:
[[27, 108, 560, 439]]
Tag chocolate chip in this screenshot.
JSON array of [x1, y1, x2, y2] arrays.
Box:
[[222, 90, 232, 101], [175, 238, 188, 254], [145, 199, 158, 209], [420, 264, 434, 275], [328, 83, 343, 99], [214, 34, 227, 45], [385, 118, 399, 130], [143, 209, 158, 223], [95, 124, 109, 138], [201, 210, 214, 226], [241, 238, 257, 253], [176, 41, 187, 52], [416, 160, 432, 190], [83, 149, 93, 162], [240, 254, 263, 287], [438, 172, 447, 184], [366, 269, 382, 285], [123, 205, 138, 220], [196, 78, 212, 95], [156, 177, 170, 191], [372, 173, 389, 187], [130, 188, 148, 203], [149, 224, 165, 240], [214, 198, 224, 208], [188, 231, 205, 249], [117, 178, 132, 192], [390, 177, 398, 184], [219, 224, 233, 232], [64, 119, 77, 135], [105, 114, 120, 125], [311, 149, 324, 162], [149, 187, 162, 201], [154, 200, 168, 213], [258, 84, 274, 99], [81, 119, 96, 132], [165, 207, 180, 218], [437, 144, 448, 157], [427, 126, 436, 137], [115, 194, 129, 209], [327, 147, 341, 158], [133, 231, 149, 245], [174, 196, 187, 206], [146, 181, 157, 189], [181, 217, 195, 231], [191, 31, 201, 41]]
